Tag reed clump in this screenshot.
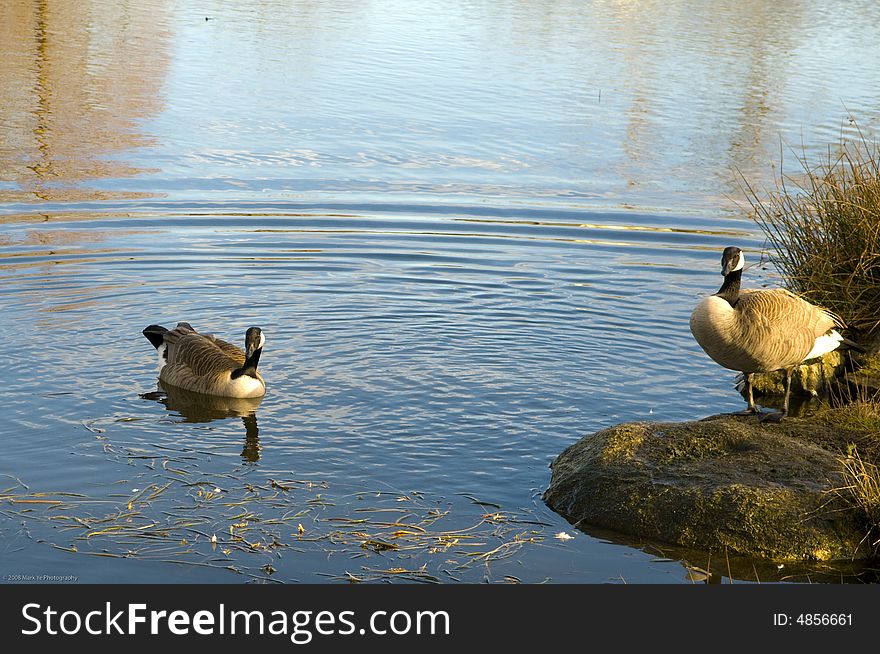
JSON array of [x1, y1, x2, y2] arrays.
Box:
[[820, 395, 880, 554], [835, 444, 880, 554], [742, 136, 880, 336]]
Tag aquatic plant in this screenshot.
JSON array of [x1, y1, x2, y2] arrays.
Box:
[[741, 133, 880, 336], [0, 427, 550, 583]]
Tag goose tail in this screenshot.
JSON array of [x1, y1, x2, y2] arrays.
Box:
[[805, 331, 844, 361], [805, 331, 866, 360], [840, 337, 867, 354]]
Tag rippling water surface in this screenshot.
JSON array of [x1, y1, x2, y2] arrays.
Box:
[[2, 0, 880, 583]]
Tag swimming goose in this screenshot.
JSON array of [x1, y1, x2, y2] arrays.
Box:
[[142, 322, 266, 398], [689, 246, 851, 422]]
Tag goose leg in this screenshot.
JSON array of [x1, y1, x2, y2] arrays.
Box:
[[759, 368, 792, 424], [730, 373, 761, 416], [783, 368, 793, 415], [747, 373, 758, 413]]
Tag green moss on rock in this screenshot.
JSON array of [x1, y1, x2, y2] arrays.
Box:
[[750, 351, 846, 396], [544, 414, 873, 562]]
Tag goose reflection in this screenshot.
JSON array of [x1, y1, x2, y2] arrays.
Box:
[[142, 382, 263, 462]]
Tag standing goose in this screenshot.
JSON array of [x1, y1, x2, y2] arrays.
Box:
[[142, 322, 266, 398], [689, 246, 853, 422]]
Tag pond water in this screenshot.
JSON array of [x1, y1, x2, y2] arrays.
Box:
[[2, 0, 879, 584]]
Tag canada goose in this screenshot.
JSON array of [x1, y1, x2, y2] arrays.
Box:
[[142, 322, 266, 399], [689, 246, 855, 422]]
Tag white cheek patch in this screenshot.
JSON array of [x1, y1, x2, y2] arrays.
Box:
[[733, 252, 745, 271], [258, 332, 265, 349], [157, 343, 167, 370]]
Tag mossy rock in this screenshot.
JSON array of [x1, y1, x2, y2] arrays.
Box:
[[858, 352, 880, 375], [749, 350, 846, 396], [544, 414, 873, 562]]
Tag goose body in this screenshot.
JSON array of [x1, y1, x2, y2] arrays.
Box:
[[143, 323, 266, 399], [690, 288, 842, 374], [690, 247, 846, 420]]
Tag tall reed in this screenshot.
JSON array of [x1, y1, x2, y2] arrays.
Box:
[[742, 136, 880, 335]]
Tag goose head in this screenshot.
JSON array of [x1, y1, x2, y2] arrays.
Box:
[[720, 246, 744, 276], [245, 326, 265, 360], [231, 327, 265, 381]]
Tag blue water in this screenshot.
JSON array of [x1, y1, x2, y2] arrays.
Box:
[[1, 0, 879, 584]]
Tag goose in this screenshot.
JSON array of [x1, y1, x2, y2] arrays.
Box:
[[142, 322, 266, 398], [689, 246, 856, 422]]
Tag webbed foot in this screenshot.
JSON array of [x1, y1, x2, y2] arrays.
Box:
[[757, 410, 786, 424], [727, 407, 761, 417]]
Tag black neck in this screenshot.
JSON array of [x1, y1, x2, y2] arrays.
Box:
[[231, 348, 262, 379], [715, 269, 742, 306]]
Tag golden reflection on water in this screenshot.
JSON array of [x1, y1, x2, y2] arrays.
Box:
[[1, 0, 878, 216], [0, 228, 143, 247], [0, 229, 148, 281], [0, 0, 170, 204]]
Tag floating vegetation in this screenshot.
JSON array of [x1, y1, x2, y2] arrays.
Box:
[[0, 436, 552, 583]]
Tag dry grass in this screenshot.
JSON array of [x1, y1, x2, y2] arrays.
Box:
[[836, 447, 880, 553], [825, 388, 880, 440], [741, 134, 880, 335], [820, 389, 880, 553], [809, 367, 880, 553]]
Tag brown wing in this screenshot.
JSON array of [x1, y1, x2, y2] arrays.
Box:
[[213, 337, 246, 365], [734, 289, 838, 368], [162, 326, 241, 376]]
